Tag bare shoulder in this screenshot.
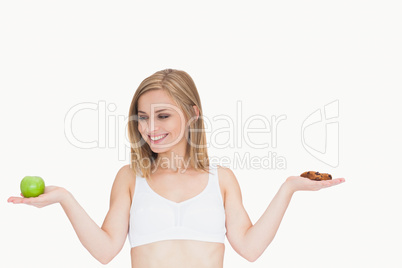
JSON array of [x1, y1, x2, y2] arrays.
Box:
[[120, 164, 137, 175], [216, 164, 236, 183], [116, 164, 136, 181], [216, 164, 246, 205], [216, 165, 238, 200], [115, 164, 137, 198]]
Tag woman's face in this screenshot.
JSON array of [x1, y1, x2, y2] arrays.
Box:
[[137, 89, 188, 153]]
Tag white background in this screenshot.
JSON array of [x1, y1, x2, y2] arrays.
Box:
[[1, 1, 401, 267]]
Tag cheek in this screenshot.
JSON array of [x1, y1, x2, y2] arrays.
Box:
[[167, 120, 176, 130], [167, 118, 185, 133], [137, 122, 146, 135]]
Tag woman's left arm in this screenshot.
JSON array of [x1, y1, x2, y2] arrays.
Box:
[[243, 176, 345, 262], [221, 165, 346, 263]]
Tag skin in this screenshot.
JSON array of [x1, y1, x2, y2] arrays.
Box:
[[136, 89, 197, 171], [7, 89, 346, 266]]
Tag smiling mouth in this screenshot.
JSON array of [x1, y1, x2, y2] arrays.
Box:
[[148, 134, 168, 143]]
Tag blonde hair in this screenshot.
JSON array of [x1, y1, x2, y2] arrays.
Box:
[[127, 68, 210, 180]]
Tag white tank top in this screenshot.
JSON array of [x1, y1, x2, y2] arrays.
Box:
[[128, 164, 227, 248]]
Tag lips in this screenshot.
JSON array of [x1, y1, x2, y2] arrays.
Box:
[[148, 133, 168, 144]]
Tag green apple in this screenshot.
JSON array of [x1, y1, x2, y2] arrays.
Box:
[[20, 176, 45, 198]]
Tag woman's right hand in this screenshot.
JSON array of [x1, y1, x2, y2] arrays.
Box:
[[7, 186, 70, 208]]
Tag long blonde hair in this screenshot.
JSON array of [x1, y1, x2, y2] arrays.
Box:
[[127, 69, 210, 180]]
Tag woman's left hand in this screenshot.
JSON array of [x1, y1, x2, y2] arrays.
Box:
[[284, 176, 345, 194]]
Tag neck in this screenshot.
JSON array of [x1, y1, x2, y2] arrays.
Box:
[[153, 152, 191, 172]]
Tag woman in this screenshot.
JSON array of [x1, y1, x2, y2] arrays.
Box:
[[8, 69, 345, 267]]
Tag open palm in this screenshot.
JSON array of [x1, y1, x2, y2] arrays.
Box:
[[7, 185, 67, 208], [285, 176, 345, 192]]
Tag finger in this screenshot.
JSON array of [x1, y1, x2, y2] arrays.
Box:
[[8, 196, 23, 201], [8, 197, 25, 204], [334, 178, 346, 183], [330, 178, 345, 184], [320, 178, 345, 188]]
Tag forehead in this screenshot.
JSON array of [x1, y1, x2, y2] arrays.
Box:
[[137, 89, 177, 112]]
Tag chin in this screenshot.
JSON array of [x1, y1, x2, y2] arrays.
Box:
[[150, 147, 168, 153], [148, 143, 170, 153]]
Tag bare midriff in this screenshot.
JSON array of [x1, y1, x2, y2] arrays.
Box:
[[130, 240, 225, 268]]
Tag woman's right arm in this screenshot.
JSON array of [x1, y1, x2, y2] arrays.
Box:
[[8, 165, 134, 265]]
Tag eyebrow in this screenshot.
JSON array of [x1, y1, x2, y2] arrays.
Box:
[[138, 109, 170, 114]]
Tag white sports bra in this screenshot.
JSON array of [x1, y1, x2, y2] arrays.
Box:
[[128, 164, 227, 248]]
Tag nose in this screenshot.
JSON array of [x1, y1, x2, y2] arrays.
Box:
[[142, 117, 161, 134]]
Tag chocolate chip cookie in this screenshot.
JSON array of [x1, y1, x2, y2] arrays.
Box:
[[300, 171, 332, 181]]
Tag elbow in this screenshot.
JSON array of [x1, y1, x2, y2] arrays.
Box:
[[244, 248, 262, 263], [244, 240, 273, 262], [246, 255, 258, 263], [242, 249, 257, 262], [99, 257, 110, 265], [98, 241, 124, 264], [99, 256, 112, 265], [98, 253, 115, 265], [97, 243, 119, 264]]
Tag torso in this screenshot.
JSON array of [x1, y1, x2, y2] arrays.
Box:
[[128, 166, 226, 268]]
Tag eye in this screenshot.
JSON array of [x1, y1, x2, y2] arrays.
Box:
[[138, 115, 169, 120]]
